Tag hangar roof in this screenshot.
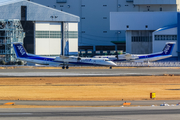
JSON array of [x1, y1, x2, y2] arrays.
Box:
[[0, 0, 24, 6], [0, 0, 80, 22], [155, 24, 177, 32]]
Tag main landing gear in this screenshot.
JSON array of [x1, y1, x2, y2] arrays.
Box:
[[62, 66, 69, 69], [110, 66, 112, 69]]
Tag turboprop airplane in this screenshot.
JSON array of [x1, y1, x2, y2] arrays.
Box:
[[94, 42, 175, 62], [12, 43, 117, 69]]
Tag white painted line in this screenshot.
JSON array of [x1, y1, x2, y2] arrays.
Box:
[[0, 113, 32, 115]]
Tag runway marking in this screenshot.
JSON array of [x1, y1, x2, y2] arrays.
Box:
[[0, 72, 156, 76], [0, 72, 179, 77], [0, 113, 32, 115]]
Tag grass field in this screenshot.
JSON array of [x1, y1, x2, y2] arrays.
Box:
[[0, 76, 179, 101]]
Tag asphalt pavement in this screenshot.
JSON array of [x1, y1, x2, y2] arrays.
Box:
[[0, 100, 180, 106], [0, 106, 179, 120], [0, 67, 179, 119], [0, 67, 179, 77]]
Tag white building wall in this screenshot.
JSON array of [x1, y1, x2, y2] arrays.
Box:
[[35, 22, 61, 55], [110, 12, 177, 31], [80, 0, 124, 46], [30, 0, 139, 47], [138, 5, 177, 12], [68, 23, 78, 55], [134, 0, 178, 5], [153, 27, 177, 56], [31, 0, 180, 52]]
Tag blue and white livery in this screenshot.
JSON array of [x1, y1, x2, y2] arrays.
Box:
[[13, 43, 117, 69], [94, 42, 175, 62]]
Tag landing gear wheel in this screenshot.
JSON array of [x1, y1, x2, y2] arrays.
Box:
[[110, 67, 112, 69], [66, 66, 69, 69], [62, 66, 65, 69]]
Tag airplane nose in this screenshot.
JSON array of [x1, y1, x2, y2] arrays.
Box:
[[109, 61, 117, 66]]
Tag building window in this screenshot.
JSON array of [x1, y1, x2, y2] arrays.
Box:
[[53, 5, 56, 8], [145, 25, 148, 28], [81, 5, 85, 7], [103, 5, 107, 7], [36, 31, 78, 39], [154, 35, 177, 41], [127, 25, 129, 28], [103, 31, 107, 33], [60, 5, 64, 7], [81, 17, 85, 19], [160, 8, 162, 11], [50, 31, 61, 38], [103, 17, 107, 19], [36, 31, 61, 38], [36, 31, 49, 38], [81, 31, 85, 33], [67, 31, 78, 38], [132, 36, 152, 42], [125, 5, 128, 6], [56, 0, 67, 3]]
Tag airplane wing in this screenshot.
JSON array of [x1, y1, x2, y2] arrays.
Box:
[[54, 56, 81, 63], [59, 55, 70, 59], [117, 54, 139, 60], [124, 53, 132, 57]]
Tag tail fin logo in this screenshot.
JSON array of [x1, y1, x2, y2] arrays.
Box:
[[163, 45, 170, 54], [17, 45, 26, 56]]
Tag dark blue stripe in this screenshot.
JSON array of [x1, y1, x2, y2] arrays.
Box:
[[20, 55, 100, 66], [112, 54, 167, 62]]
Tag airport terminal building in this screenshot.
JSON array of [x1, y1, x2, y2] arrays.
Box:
[[30, 0, 180, 60]]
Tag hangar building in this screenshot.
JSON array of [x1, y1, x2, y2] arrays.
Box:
[[31, 0, 180, 60], [110, 12, 178, 59], [0, 0, 79, 62]]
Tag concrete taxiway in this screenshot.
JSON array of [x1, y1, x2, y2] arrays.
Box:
[[0, 100, 180, 106], [0, 67, 179, 77], [0, 106, 179, 120]]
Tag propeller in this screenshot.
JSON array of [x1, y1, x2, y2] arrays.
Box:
[[115, 51, 119, 59], [77, 57, 81, 61], [77, 52, 81, 62]]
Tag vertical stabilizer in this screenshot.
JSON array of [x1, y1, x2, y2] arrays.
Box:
[[13, 43, 28, 58], [161, 42, 175, 55]]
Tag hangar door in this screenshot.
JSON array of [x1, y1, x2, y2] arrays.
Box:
[[131, 31, 153, 54], [35, 22, 61, 56]]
